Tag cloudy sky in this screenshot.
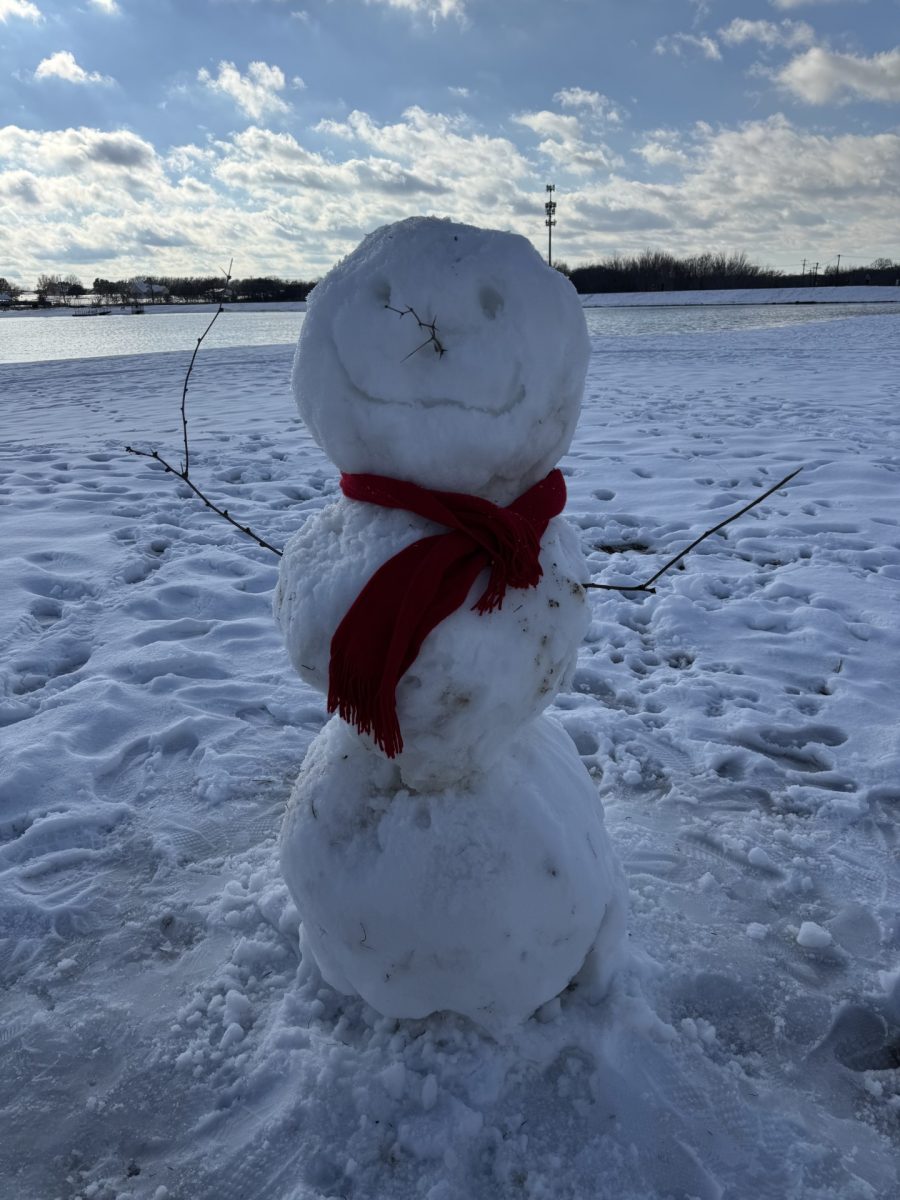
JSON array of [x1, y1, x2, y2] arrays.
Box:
[[1, 0, 898, 286]]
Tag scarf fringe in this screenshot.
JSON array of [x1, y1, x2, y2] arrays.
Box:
[[329, 656, 404, 758], [474, 553, 544, 615]]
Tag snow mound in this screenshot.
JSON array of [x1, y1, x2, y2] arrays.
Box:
[[280, 714, 628, 1032], [292, 216, 590, 503]]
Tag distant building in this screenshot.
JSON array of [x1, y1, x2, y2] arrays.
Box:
[[131, 279, 169, 299]]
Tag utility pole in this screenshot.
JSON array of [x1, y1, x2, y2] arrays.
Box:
[[835, 254, 841, 277], [811, 261, 819, 287], [544, 183, 556, 267], [801, 258, 806, 278]]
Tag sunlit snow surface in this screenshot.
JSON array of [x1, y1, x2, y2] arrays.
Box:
[[1, 312, 899, 1198]]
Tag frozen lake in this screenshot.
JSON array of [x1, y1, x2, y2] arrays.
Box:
[[2, 301, 899, 364], [0, 308, 305, 366]]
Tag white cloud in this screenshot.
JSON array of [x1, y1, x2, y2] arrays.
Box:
[[0, 125, 216, 281], [365, 0, 465, 22], [34, 51, 114, 85], [2, 111, 898, 284], [0, 0, 42, 22], [770, 0, 855, 8], [638, 144, 689, 167], [563, 113, 900, 267], [777, 45, 900, 103], [314, 106, 528, 189], [654, 33, 722, 61], [211, 108, 536, 269], [657, 17, 817, 62], [198, 60, 291, 120], [661, 113, 900, 216], [166, 143, 216, 174], [515, 110, 581, 139], [88, 0, 120, 14], [214, 125, 452, 200], [515, 109, 617, 174], [554, 88, 624, 124], [448, 85, 470, 98], [636, 131, 690, 168], [719, 18, 815, 49], [0, 125, 158, 173]]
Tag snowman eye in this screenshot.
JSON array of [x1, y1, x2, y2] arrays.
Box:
[[479, 286, 504, 320]]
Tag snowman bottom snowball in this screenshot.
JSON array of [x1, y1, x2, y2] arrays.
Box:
[[280, 715, 628, 1032]]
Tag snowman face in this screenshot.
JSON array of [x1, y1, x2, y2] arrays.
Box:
[[292, 216, 590, 504]]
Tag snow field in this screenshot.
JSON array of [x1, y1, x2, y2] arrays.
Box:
[[1, 311, 899, 1197]]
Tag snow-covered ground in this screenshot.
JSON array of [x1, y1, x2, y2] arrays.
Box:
[[2, 311, 899, 1199], [582, 284, 900, 306]]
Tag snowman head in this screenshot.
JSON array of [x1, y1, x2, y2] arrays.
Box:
[[293, 216, 590, 504]]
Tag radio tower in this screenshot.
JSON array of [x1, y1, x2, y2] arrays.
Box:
[[545, 184, 556, 266]]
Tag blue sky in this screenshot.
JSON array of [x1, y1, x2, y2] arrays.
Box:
[[1, 0, 898, 285]]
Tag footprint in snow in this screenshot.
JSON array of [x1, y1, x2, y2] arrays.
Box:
[[130, 617, 213, 647], [810, 1003, 900, 1073], [3, 637, 92, 707], [731, 723, 847, 776], [120, 558, 161, 586], [118, 537, 172, 585], [867, 786, 900, 848], [29, 598, 63, 628]]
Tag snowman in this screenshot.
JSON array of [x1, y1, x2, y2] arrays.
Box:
[[275, 217, 627, 1033]]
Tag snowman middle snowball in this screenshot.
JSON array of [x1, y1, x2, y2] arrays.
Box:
[[276, 217, 627, 1031]]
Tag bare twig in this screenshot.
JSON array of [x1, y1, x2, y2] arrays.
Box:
[[585, 467, 802, 595], [385, 304, 446, 359], [126, 257, 284, 558], [180, 259, 233, 476], [125, 446, 283, 557]]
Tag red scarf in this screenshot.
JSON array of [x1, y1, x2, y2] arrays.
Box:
[[328, 468, 567, 758]]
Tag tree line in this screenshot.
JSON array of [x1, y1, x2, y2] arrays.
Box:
[[3, 253, 898, 306], [563, 250, 899, 293], [0, 274, 317, 305]]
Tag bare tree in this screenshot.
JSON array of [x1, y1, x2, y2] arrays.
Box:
[[36, 273, 63, 303]]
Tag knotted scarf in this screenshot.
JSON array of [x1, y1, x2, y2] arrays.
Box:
[[327, 468, 566, 758]]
